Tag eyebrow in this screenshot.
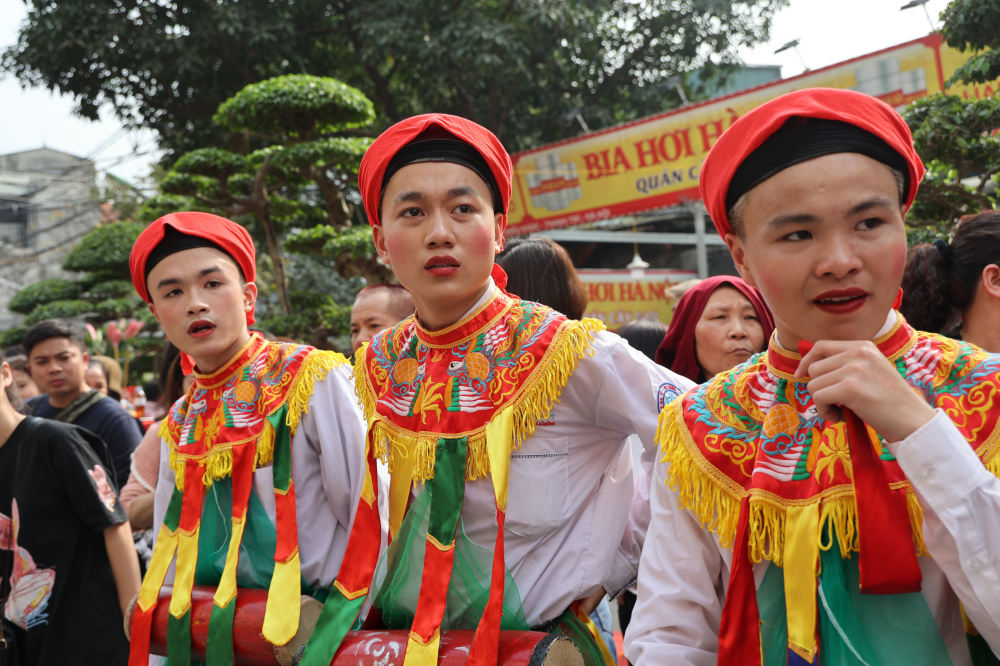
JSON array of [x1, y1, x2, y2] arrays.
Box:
[[846, 196, 896, 217], [447, 186, 478, 199], [155, 266, 223, 290], [765, 212, 817, 229], [394, 190, 425, 204]]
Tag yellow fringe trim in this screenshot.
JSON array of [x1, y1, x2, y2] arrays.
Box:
[[987, 451, 1000, 479], [167, 349, 347, 491], [658, 399, 930, 564], [355, 318, 605, 482]]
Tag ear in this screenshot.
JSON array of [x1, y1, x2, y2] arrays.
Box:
[[148, 302, 161, 325], [494, 213, 506, 253], [82, 351, 90, 365], [725, 233, 757, 287], [243, 281, 258, 315], [1, 363, 13, 390], [372, 225, 390, 263], [981, 264, 1000, 300]]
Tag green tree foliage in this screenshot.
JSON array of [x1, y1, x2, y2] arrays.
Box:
[[8, 279, 81, 314], [940, 0, 1000, 86], [157, 74, 375, 316], [903, 95, 1000, 223], [3, 0, 786, 155], [284, 225, 391, 285], [2, 222, 158, 381], [901, 0, 1000, 228], [62, 222, 145, 274]]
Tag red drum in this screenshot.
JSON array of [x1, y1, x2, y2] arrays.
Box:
[[332, 630, 583, 666], [128, 586, 322, 666], [129, 588, 582, 666]]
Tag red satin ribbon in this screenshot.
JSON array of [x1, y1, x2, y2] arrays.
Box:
[[717, 495, 762, 664], [798, 340, 921, 595]]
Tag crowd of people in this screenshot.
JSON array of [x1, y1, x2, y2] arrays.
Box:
[[1, 87, 999, 666]]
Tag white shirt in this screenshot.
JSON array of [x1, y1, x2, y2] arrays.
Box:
[[152, 360, 386, 591], [408, 281, 695, 627], [625, 408, 1000, 665]]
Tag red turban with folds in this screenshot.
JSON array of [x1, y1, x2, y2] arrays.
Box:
[[130, 212, 257, 325], [358, 113, 512, 228], [655, 276, 775, 382], [699, 88, 925, 239], [358, 113, 514, 292]]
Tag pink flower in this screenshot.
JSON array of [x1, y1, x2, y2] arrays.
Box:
[[107, 321, 121, 346], [124, 319, 145, 340], [85, 323, 97, 340]]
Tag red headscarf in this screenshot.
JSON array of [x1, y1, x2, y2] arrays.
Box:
[[130, 212, 258, 374], [655, 276, 775, 382], [358, 113, 514, 292], [699, 88, 925, 239]]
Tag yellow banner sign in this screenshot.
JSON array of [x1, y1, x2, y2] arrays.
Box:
[[507, 34, 997, 235], [579, 269, 696, 329]]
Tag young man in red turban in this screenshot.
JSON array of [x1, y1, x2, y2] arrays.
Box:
[[626, 88, 1000, 666], [293, 114, 694, 666], [125, 212, 381, 666]]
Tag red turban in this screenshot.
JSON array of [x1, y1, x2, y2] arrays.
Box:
[[358, 113, 514, 293], [699, 88, 925, 239], [130, 211, 257, 323], [655, 276, 775, 382], [358, 113, 512, 228]]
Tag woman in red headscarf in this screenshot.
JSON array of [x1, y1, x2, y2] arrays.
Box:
[[293, 113, 696, 666], [655, 276, 774, 383]]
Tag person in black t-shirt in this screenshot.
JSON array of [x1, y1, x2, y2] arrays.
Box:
[[0, 347, 141, 665], [22, 319, 142, 486]]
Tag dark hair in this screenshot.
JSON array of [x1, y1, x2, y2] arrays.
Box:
[[22, 319, 87, 357], [7, 355, 29, 374], [900, 211, 1000, 334], [616, 319, 669, 362], [355, 284, 415, 321], [88, 358, 110, 383], [496, 237, 588, 320], [4, 346, 25, 358], [159, 342, 188, 409]]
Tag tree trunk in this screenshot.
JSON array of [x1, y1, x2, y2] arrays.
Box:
[[257, 212, 293, 315], [311, 168, 353, 230], [252, 158, 293, 315]]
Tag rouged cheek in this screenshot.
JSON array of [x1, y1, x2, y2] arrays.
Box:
[[887, 241, 907, 281], [384, 231, 411, 264], [460, 220, 499, 260]]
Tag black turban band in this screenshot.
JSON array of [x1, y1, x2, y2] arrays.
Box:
[[144, 225, 231, 284], [725, 118, 910, 212], [380, 139, 505, 216]]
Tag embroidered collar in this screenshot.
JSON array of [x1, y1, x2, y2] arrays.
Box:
[[163, 333, 332, 487], [413, 283, 508, 348], [766, 311, 916, 380], [357, 287, 604, 496], [193, 332, 264, 389]]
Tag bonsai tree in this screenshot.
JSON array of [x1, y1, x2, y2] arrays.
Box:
[[158, 74, 376, 314]]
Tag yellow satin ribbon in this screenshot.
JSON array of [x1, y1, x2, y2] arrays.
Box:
[[784, 503, 820, 663]]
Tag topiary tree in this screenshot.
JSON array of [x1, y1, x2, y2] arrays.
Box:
[[156, 74, 377, 315], [283, 225, 393, 286]]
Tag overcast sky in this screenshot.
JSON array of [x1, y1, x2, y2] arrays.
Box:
[[0, 0, 953, 186]]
